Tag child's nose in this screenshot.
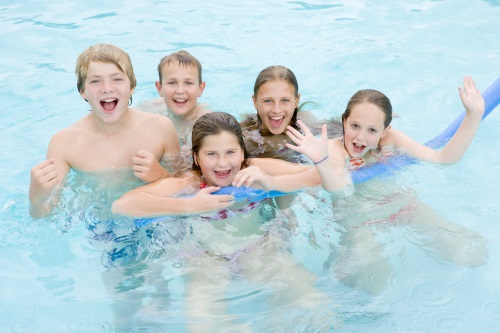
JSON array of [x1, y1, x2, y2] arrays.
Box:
[[102, 79, 113, 93], [176, 84, 186, 93], [217, 155, 229, 166]]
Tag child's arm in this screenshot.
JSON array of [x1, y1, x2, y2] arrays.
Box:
[[133, 116, 181, 183], [386, 76, 485, 164], [232, 164, 321, 193], [286, 120, 353, 193], [29, 133, 71, 218], [111, 176, 234, 218]]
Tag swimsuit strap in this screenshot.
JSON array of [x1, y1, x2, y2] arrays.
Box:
[[349, 157, 365, 169]]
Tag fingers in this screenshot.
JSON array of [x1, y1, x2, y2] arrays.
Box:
[[200, 186, 221, 194], [135, 149, 154, 158], [31, 160, 59, 190], [214, 194, 235, 203], [296, 119, 313, 135], [201, 187, 235, 202], [232, 169, 255, 188], [286, 125, 303, 142], [321, 123, 328, 139]]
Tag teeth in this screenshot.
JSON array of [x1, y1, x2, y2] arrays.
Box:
[[102, 99, 116, 102], [175, 99, 187, 103], [270, 116, 283, 120]]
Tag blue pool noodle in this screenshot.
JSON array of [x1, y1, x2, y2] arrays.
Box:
[[135, 77, 500, 226]]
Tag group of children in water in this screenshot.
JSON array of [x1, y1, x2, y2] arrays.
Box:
[[28, 43, 486, 330], [29, 43, 484, 219]]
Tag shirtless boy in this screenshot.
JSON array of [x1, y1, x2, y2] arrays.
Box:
[[29, 44, 179, 218]]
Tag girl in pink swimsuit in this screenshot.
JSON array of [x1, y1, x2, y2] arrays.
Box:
[[112, 112, 331, 331]]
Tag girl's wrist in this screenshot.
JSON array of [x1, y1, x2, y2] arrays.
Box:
[[313, 155, 329, 165]]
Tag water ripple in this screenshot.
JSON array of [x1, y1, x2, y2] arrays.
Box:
[[482, 299, 500, 321], [67, 314, 116, 333]]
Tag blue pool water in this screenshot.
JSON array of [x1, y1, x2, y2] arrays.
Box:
[[1, 0, 500, 332]]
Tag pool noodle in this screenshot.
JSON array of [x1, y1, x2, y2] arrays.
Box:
[[135, 77, 500, 226]]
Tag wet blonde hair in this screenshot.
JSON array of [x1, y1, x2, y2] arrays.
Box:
[[75, 44, 137, 93]]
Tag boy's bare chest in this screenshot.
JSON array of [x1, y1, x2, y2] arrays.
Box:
[[66, 132, 164, 171]]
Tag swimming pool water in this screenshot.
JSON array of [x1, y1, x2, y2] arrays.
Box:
[[1, 0, 500, 332]]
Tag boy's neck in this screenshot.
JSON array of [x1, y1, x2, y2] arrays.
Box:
[[89, 107, 134, 134], [168, 104, 199, 122]]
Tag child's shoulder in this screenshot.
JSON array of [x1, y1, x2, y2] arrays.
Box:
[[133, 108, 173, 125], [135, 97, 166, 115]]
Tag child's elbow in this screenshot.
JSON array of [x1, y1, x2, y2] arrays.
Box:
[[111, 199, 131, 217]]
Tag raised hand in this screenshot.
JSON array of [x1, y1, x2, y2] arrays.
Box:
[[29, 159, 59, 203], [286, 120, 329, 164], [459, 76, 485, 119]]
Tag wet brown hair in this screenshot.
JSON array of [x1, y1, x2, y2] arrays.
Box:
[[342, 89, 393, 129], [157, 50, 202, 84]]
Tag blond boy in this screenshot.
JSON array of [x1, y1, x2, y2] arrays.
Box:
[[29, 44, 179, 218]]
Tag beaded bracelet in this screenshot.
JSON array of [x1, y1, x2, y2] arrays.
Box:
[[313, 155, 329, 165]]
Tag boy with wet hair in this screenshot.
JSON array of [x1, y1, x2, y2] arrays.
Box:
[[29, 43, 180, 218], [140, 50, 211, 146]]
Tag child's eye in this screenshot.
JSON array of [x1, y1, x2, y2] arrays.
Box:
[[263, 99, 272, 103], [369, 128, 378, 133], [186, 81, 194, 85], [281, 98, 291, 103], [113, 77, 124, 82], [351, 124, 359, 129], [89, 79, 100, 84], [167, 81, 176, 85]]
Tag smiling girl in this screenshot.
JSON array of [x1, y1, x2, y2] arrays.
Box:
[[240, 65, 342, 162], [287, 76, 485, 192], [111, 112, 329, 331]]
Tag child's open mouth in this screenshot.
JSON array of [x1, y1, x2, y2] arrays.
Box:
[[353, 143, 366, 153], [173, 98, 188, 106], [214, 170, 231, 179], [269, 116, 285, 128], [101, 99, 118, 113]]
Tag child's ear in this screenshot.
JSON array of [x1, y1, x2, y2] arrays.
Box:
[[155, 81, 162, 96], [252, 95, 258, 110], [198, 81, 206, 96], [296, 92, 301, 108], [193, 154, 199, 166], [381, 125, 392, 138]]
